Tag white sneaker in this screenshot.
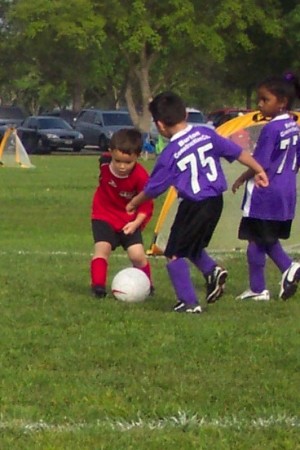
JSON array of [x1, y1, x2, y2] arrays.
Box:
[[279, 262, 300, 300], [236, 289, 270, 301]]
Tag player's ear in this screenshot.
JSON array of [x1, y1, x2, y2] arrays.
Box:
[[156, 120, 165, 133]]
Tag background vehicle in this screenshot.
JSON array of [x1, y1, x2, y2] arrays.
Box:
[[206, 108, 252, 128], [0, 105, 27, 142], [149, 107, 206, 144], [17, 116, 85, 154], [186, 107, 206, 125], [73, 109, 133, 151], [42, 109, 77, 125]]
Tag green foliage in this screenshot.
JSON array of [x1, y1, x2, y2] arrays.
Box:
[[0, 0, 298, 114]]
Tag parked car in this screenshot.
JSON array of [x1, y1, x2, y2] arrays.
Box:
[[186, 107, 206, 125], [149, 107, 206, 144], [0, 105, 27, 142], [42, 109, 78, 125], [17, 116, 85, 154], [73, 109, 133, 151], [206, 108, 252, 128]]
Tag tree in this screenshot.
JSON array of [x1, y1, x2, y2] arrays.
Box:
[[7, 0, 106, 111], [99, 0, 285, 130], [0, 0, 296, 123]]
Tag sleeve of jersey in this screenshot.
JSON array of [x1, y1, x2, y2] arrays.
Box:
[[214, 133, 243, 162], [143, 156, 173, 198]]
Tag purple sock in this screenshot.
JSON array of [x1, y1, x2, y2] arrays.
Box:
[[266, 241, 292, 273], [166, 258, 198, 305], [190, 249, 215, 276], [247, 242, 266, 292]]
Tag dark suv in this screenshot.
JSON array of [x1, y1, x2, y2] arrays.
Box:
[[74, 109, 133, 151]]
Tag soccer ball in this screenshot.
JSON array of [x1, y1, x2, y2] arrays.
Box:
[[111, 267, 151, 303]]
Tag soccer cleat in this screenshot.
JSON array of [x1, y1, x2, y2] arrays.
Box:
[[236, 289, 270, 301], [173, 301, 203, 314], [279, 262, 300, 300], [205, 266, 228, 303], [92, 285, 107, 298]]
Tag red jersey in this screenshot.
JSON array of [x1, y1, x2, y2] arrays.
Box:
[[92, 161, 153, 231]]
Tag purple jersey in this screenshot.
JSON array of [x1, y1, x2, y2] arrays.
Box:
[[242, 114, 300, 220], [144, 125, 242, 201]]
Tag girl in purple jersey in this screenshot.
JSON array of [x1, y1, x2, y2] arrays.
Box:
[[126, 92, 268, 314], [233, 74, 300, 301]]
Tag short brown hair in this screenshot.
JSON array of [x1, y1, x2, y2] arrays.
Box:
[[109, 128, 143, 156]]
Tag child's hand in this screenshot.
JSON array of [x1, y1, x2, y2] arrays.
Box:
[[126, 201, 136, 213], [232, 177, 244, 193], [254, 171, 269, 188], [123, 222, 137, 235]]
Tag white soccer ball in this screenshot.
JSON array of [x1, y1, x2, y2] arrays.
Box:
[[111, 267, 151, 303]]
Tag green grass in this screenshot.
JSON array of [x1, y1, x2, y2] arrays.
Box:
[[0, 155, 300, 449]]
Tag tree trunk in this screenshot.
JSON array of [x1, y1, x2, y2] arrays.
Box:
[[125, 46, 155, 133], [72, 81, 84, 112]]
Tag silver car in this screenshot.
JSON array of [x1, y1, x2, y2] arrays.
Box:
[[74, 109, 133, 151]]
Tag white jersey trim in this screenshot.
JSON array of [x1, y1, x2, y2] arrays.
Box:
[[242, 178, 255, 217]]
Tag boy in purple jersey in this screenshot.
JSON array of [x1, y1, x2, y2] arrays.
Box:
[[126, 92, 268, 313], [233, 74, 300, 301]]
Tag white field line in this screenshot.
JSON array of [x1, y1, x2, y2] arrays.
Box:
[[0, 413, 299, 434], [0, 249, 245, 257], [1, 248, 300, 259]]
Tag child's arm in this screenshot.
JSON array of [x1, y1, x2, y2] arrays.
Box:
[[122, 212, 147, 235], [232, 168, 254, 193], [234, 150, 268, 191], [126, 191, 150, 213]]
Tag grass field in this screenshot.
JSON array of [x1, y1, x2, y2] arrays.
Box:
[[0, 155, 300, 449]]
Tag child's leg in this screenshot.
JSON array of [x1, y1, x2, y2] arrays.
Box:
[[166, 258, 198, 306], [265, 241, 292, 272], [247, 241, 266, 292], [190, 249, 215, 274], [190, 249, 228, 303], [91, 241, 111, 297], [127, 243, 153, 288]]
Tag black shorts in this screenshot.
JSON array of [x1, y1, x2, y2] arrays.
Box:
[[92, 220, 143, 250], [164, 195, 223, 259], [238, 217, 292, 245]]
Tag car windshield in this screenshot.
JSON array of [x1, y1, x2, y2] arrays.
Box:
[[37, 118, 72, 129], [187, 111, 205, 123], [102, 113, 133, 126]]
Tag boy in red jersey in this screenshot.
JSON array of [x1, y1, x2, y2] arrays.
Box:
[[90, 128, 154, 298]]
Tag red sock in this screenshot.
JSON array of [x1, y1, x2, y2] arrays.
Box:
[[136, 262, 153, 286], [91, 258, 108, 287]]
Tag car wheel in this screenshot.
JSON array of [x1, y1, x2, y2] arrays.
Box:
[[98, 134, 108, 152], [73, 145, 82, 153], [37, 138, 51, 154]]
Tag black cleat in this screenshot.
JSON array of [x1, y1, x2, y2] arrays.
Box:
[[279, 262, 300, 300], [205, 266, 228, 303], [92, 285, 107, 298], [173, 301, 202, 314]]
